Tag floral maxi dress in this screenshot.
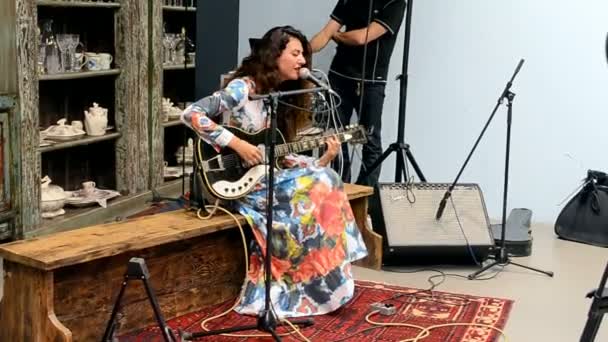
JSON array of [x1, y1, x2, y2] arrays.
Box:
[[181, 77, 368, 318]]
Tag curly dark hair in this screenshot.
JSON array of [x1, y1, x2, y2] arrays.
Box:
[[230, 26, 313, 141]]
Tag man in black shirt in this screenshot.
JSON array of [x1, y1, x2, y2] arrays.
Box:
[[311, 0, 406, 186]]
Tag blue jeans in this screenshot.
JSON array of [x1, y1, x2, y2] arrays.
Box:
[[329, 73, 386, 186]]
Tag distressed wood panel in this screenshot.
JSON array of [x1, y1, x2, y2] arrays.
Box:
[[16, 0, 41, 237], [5, 95, 20, 239], [0, 261, 72, 341], [52, 231, 245, 341], [0, 210, 247, 270], [115, 0, 150, 194], [150, 0, 164, 188], [0, 0, 18, 94]]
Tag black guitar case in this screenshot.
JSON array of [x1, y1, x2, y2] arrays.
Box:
[[555, 170, 608, 248], [491, 208, 533, 257]]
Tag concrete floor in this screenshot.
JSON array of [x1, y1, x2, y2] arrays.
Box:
[[352, 223, 608, 342]]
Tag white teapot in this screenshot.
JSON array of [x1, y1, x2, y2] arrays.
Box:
[[84, 102, 108, 136]]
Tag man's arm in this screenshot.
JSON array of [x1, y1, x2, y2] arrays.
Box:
[[310, 19, 342, 53], [332, 22, 388, 46]]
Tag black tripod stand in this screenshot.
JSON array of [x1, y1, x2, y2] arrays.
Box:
[[102, 258, 176, 341], [460, 59, 553, 280], [359, 0, 425, 183], [181, 88, 322, 341]]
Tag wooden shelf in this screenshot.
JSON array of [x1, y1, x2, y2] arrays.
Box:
[[162, 5, 196, 12], [39, 69, 121, 81], [162, 119, 184, 127], [36, 176, 189, 236], [163, 63, 195, 71], [39, 132, 121, 153], [162, 175, 190, 186], [37, 0, 121, 9]]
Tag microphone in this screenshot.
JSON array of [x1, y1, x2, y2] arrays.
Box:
[[435, 191, 451, 220], [299, 68, 338, 96]]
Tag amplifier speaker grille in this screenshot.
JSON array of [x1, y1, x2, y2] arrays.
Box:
[[370, 183, 494, 265]]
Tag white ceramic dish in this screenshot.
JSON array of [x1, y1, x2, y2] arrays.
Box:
[[42, 119, 87, 141], [64, 188, 120, 208]]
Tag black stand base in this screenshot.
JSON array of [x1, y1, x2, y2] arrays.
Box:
[[468, 247, 554, 280], [580, 261, 608, 342], [102, 258, 176, 342], [180, 310, 314, 341], [357, 0, 424, 185], [362, 142, 426, 183]]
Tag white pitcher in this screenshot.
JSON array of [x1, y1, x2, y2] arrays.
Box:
[[84, 102, 108, 136]]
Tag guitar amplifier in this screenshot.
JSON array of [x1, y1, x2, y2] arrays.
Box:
[[370, 182, 494, 265]]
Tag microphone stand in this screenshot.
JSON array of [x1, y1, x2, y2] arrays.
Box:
[[435, 60, 525, 221], [435, 59, 552, 279], [181, 86, 322, 341]]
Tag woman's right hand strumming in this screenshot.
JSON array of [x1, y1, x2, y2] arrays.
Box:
[[228, 137, 264, 166]]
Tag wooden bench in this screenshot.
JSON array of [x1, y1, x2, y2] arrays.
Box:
[[0, 184, 380, 341]]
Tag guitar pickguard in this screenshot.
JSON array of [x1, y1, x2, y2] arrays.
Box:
[[209, 164, 269, 199]]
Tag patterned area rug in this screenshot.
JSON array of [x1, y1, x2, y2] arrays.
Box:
[[118, 280, 513, 342]]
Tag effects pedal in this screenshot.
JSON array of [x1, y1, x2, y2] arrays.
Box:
[[370, 302, 397, 316]]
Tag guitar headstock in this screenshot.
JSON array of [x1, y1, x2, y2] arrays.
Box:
[[340, 124, 368, 145]]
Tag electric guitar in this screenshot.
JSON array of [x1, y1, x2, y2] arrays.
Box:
[[196, 125, 367, 200]]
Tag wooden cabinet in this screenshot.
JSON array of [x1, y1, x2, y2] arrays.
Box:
[[150, 1, 197, 189], [1, 0, 234, 239], [1, 0, 19, 239], [4, 0, 151, 238]]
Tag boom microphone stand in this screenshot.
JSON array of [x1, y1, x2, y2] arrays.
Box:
[[359, 0, 426, 183], [448, 59, 553, 280], [181, 87, 323, 341]]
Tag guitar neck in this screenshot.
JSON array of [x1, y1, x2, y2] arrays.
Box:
[[274, 132, 349, 157]]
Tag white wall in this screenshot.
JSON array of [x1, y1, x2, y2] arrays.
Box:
[[238, 0, 407, 182], [239, 0, 608, 223], [238, 0, 339, 70], [406, 0, 608, 223]]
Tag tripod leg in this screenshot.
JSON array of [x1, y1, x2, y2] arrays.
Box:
[[142, 272, 176, 341], [268, 328, 282, 341], [181, 324, 260, 339], [580, 313, 603, 342], [468, 259, 502, 280], [101, 277, 128, 341], [508, 260, 554, 277], [183, 317, 314, 340], [404, 146, 426, 182], [395, 145, 406, 183], [359, 143, 396, 180]]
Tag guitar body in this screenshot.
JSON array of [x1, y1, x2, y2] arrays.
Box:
[[196, 125, 367, 200], [197, 126, 286, 200]]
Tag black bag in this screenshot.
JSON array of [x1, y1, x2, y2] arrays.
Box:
[[555, 170, 608, 247]]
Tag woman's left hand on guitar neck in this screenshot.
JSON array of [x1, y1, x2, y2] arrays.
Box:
[[317, 136, 340, 167]]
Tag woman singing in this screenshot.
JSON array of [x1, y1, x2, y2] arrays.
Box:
[[181, 26, 367, 318]]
